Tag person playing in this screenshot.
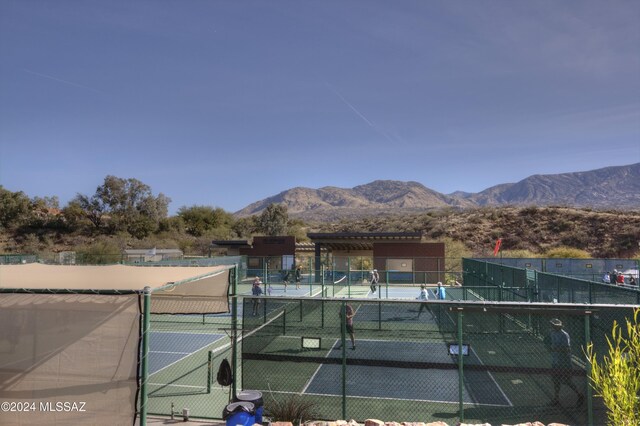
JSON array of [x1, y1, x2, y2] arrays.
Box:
[[602, 271, 610, 284], [251, 277, 263, 316], [281, 269, 290, 292], [340, 304, 356, 350], [544, 318, 584, 407], [369, 269, 379, 294], [629, 275, 637, 286], [436, 282, 446, 300], [616, 272, 625, 286], [295, 265, 303, 289], [610, 270, 618, 285], [416, 284, 431, 318]]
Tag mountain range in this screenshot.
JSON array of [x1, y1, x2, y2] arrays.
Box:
[[235, 163, 640, 221]]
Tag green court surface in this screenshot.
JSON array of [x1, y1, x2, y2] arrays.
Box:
[[239, 297, 595, 424], [147, 315, 236, 420]]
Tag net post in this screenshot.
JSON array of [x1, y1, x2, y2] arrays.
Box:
[[385, 270, 389, 295], [263, 296, 267, 323], [457, 307, 464, 423], [282, 307, 286, 336], [140, 286, 151, 426], [283, 308, 287, 336], [321, 266, 326, 328], [207, 350, 212, 394]]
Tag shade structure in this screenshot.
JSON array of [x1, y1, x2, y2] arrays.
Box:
[[0, 263, 234, 425]]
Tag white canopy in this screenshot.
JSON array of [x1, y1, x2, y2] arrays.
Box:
[[0, 263, 228, 291], [0, 263, 234, 425]]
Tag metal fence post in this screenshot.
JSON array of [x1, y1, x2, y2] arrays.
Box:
[[341, 301, 347, 419], [231, 266, 238, 398], [347, 257, 351, 298], [140, 286, 151, 426], [458, 308, 464, 423], [585, 311, 593, 426]]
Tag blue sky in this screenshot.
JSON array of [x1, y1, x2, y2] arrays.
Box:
[[1, 1, 638, 215]]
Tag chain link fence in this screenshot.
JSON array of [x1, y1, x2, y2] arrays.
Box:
[[474, 257, 639, 284], [240, 296, 636, 425], [464, 258, 640, 304], [145, 311, 236, 420]]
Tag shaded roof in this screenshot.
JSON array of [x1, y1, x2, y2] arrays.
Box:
[[124, 249, 183, 254], [307, 232, 424, 251], [0, 264, 228, 292], [295, 242, 321, 252], [211, 240, 252, 248]]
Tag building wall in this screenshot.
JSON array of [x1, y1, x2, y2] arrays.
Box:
[[373, 242, 445, 277], [372, 242, 444, 258], [239, 236, 296, 256]]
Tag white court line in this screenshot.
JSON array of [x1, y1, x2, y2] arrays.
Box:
[[302, 338, 340, 394], [270, 388, 511, 407], [439, 301, 513, 407], [148, 334, 224, 377], [148, 382, 205, 390], [328, 313, 512, 407], [150, 350, 191, 355], [469, 346, 514, 407]]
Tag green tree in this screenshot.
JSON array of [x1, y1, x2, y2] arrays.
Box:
[[61, 200, 93, 232], [288, 218, 308, 242], [232, 216, 257, 238], [257, 203, 288, 236], [72, 193, 106, 230], [0, 186, 32, 230], [443, 238, 472, 284], [586, 309, 640, 426], [177, 205, 233, 237], [73, 176, 170, 238]]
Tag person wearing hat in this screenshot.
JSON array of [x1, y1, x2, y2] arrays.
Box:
[[369, 269, 379, 294], [544, 318, 584, 407]]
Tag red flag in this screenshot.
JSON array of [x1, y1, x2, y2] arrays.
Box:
[[493, 238, 502, 256]]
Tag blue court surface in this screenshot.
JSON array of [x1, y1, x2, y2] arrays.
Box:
[[243, 284, 324, 298], [148, 331, 224, 375], [301, 339, 512, 407], [364, 286, 437, 299]]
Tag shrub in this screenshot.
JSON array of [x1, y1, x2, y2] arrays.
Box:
[[544, 246, 591, 258], [264, 393, 320, 423], [75, 238, 123, 264], [500, 249, 538, 258], [586, 309, 640, 426]]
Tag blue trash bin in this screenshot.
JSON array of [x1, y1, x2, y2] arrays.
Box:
[[223, 401, 255, 426], [234, 390, 264, 423]]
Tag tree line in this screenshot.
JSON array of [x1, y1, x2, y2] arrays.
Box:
[[1, 175, 638, 259], [0, 176, 306, 256]]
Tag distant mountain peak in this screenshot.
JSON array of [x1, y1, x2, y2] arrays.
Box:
[[234, 163, 640, 221]]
